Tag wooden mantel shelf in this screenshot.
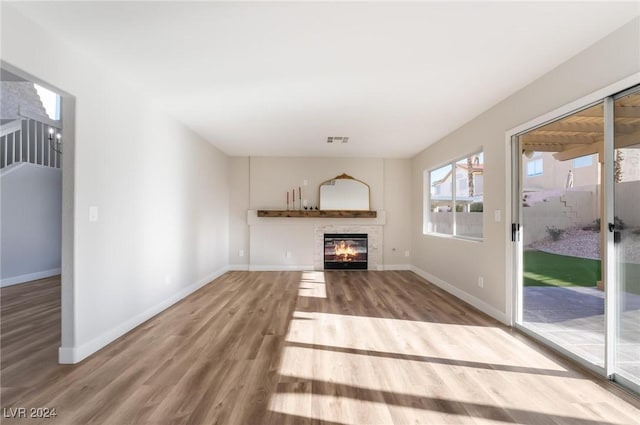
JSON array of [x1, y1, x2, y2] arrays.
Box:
[[257, 210, 377, 218]]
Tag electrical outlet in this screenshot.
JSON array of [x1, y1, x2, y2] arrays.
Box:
[[303, 180, 308, 186], [239, 249, 244, 257], [404, 250, 410, 257], [494, 210, 502, 222], [285, 251, 292, 258], [478, 277, 484, 288]]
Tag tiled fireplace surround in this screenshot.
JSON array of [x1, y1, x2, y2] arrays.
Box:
[[314, 225, 381, 270]]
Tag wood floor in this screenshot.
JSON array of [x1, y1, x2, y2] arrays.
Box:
[[1, 271, 638, 424]]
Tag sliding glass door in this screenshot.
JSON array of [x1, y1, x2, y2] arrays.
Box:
[[513, 84, 640, 393], [613, 89, 640, 391], [517, 102, 605, 369]]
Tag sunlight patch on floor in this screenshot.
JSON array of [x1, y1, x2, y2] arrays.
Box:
[[298, 271, 327, 298], [267, 310, 622, 423], [267, 296, 639, 424], [276, 345, 592, 406], [285, 311, 567, 370], [268, 391, 598, 425], [269, 393, 396, 425]]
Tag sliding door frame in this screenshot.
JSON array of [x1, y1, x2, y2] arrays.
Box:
[[505, 73, 640, 385], [608, 85, 640, 394], [603, 96, 616, 378]]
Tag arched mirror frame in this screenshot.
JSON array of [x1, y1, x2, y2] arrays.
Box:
[[319, 173, 371, 211]]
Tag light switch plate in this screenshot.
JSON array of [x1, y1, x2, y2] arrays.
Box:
[[89, 206, 98, 222], [494, 210, 501, 222]]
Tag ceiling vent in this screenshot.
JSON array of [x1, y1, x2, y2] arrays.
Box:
[[327, 136, 349, 144]]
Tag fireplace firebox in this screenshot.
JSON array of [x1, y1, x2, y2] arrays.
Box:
[[324, 233, 368, 270]]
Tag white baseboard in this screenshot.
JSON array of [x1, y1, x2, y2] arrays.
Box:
[[410, 265, 508, 325], [248, 265, 314, 271], [1, 268, 61, 287], [57, 346, 75, 364], [381, 264, 411, 271], [58, 265, 230, 364], [227, 264, 249, 271]]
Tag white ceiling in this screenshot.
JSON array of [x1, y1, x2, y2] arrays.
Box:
[[9, 1, 640, 158]]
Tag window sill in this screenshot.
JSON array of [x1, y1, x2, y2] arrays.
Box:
[[423, 232, 483, 243]]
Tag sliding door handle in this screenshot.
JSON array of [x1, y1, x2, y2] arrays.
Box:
[[511, 223, 520, 242]]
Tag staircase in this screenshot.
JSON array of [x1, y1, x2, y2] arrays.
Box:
[[0, 111, 61, 170], [1, 80, 61, 171]]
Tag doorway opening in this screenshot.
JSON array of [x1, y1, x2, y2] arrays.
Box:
[[1, 67, 63, 285], [0, 62, 75, 368]]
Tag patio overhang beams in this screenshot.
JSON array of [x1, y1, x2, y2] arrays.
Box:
[[520, 102, 640, 161]]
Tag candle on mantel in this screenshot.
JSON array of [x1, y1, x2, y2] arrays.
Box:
[[298, 187, 301, 201], [286, 191, 289, 208]]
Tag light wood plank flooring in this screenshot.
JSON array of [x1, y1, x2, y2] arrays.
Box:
[[1, 271, 638, 424]]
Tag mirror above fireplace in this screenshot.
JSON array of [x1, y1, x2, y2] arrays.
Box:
[[319, 173, 370, 211]]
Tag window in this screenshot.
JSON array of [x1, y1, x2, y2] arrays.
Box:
[[527, 158, 543, 176], [573, 154, 593, 168], [424, 151, 483, 239], [426, 164, 453, 234]]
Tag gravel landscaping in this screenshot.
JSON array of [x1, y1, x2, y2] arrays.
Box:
[[527, 227, 640, 264]]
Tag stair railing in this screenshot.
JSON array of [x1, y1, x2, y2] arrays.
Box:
[[0, 108, 62, 170]]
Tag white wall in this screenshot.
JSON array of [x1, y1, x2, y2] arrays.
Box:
[[228, 157, 250, 267], [411, 18, 640, 323], [382, 159, 412, 266], [228, 157, 412, 269], [2, 5, 230, 363], [249, 157, 385, 210], [1, 164, 62, 286]]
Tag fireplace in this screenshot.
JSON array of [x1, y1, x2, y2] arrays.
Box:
[[324, 233, 368, 270]]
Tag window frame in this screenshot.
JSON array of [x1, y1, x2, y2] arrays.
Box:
[[573, 154, 594, 168], [526, 157, 543, 176], [424, 150, 484, 241]]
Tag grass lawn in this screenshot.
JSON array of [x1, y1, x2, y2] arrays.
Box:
[[524, 250, 601, 288], [524, 250, 640, 295]]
